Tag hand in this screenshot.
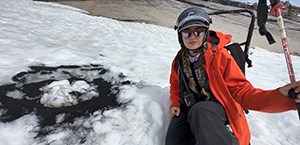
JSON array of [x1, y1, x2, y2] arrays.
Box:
[[170, 106, 180, 116], [279, 81, 300, 103]]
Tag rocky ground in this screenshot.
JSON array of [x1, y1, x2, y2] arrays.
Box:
[[54, 0, 300, 55]]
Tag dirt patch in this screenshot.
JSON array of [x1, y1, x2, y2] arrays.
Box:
[[52, 0, 300, 55], [0, 64, 122, 127]]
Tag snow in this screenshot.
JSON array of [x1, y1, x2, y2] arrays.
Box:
[[0, 0, 299, 145]]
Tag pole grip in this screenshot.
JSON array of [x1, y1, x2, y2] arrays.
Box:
[[269, 0, 280, 7], [289, 89, 300, 120]]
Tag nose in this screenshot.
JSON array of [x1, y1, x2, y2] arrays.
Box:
[[190, 31, 198, 38]]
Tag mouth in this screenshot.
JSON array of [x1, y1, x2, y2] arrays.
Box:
[[190, 41, 198, 44]]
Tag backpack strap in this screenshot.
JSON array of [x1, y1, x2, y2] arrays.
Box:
[[225, 43, 246, 75], [257, 0, 276, 44], [175, 56, 192, 95], [174, 54, 180, 71]]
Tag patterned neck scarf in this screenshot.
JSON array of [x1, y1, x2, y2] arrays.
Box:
[[180, 50, 212, 100]]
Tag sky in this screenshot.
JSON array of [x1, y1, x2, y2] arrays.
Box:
[[234, 0, 300, 7], [0, 0, 300, 145]]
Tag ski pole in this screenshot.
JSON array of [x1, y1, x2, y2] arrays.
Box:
[[269, 0, 300, 121]]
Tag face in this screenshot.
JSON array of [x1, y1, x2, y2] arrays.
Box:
[[181, 26, 206, 50]]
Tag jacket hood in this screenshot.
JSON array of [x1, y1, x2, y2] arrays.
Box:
[[206, 30, 232, 50]]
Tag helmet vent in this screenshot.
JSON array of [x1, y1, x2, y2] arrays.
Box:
[[188, 11, 196, 17]]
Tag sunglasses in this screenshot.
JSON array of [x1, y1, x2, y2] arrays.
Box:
[[181, 29, 205, 38]]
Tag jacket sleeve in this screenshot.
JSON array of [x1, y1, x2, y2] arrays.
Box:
[[220, 49, 296, 113], [169, 59, 181, 108]]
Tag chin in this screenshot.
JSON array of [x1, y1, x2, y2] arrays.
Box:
[[188, 46, 200, 50]]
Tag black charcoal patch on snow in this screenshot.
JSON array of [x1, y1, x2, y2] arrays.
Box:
[[0, 64, 125, 128]]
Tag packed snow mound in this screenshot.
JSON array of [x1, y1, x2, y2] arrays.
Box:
[[40, 79, 98, 107]]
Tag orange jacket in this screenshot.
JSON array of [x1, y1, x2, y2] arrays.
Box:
[[169, 30, 297, 145]]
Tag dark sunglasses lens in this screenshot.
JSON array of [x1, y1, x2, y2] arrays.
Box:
[[182, 29, 205, 38], [194, 30, 204, 37]]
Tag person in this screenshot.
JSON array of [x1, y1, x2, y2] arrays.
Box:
[[165, 6, 300, 145]]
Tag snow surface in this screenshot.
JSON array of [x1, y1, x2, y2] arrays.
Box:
[[0, 0, 299, 145]]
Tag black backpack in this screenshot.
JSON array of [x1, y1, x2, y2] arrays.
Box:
[[225, 43, 246, 75]]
